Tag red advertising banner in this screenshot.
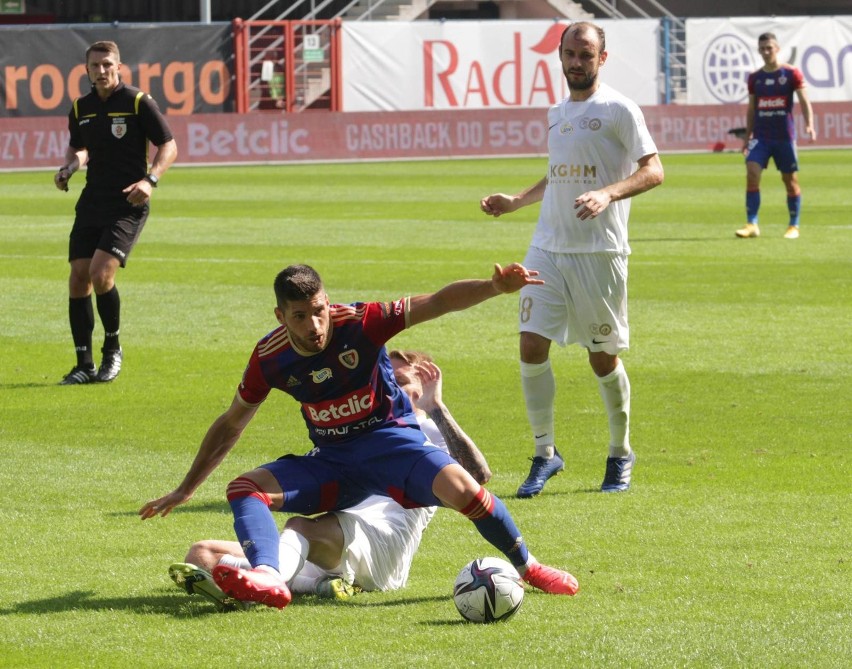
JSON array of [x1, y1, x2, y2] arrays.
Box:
[[3, 103, 850, 170]]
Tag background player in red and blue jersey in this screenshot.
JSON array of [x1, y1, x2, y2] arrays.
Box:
[[141, 263, 581, 608], [736, 32, 816, 240]]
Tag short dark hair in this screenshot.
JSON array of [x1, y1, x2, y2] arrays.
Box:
[[758, 32, 778, 43], [274, 264, 324, 306], [560, 21, 606, 53], [86, 40, 120, 63]]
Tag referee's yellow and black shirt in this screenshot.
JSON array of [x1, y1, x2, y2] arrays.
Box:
[[68, 82, 173, 210]]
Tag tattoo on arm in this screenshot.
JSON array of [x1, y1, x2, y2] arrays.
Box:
[[427, 405, 491, 484]]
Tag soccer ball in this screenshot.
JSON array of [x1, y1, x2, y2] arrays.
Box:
[[453, 557, 525, 623]]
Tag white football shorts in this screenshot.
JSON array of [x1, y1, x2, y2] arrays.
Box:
[[519, 245, 629, 355], [331, 495, 434, 591]]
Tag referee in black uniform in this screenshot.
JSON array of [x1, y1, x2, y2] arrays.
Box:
[[55, 41, 177, 385]]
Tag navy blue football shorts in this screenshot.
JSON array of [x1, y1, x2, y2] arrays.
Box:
[[745, 138, 799, 173], [261, 425, 457, 515]]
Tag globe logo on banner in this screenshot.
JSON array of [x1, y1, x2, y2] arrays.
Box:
[[703, 34, 755, 103]]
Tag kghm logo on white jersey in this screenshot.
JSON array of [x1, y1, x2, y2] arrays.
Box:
[[550, 163, 597, 179]]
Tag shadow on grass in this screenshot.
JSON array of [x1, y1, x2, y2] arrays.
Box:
[[631, 237, 731, 243], [0, 590, 223, 618], [346, 594, 447, 608], [1, 589, 450, 618], [109, 501, 232, 517], [506, 487, 607, 500]]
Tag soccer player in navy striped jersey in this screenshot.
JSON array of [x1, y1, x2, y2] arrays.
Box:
[[141, 263, 580, 608], [168, 352, 493, 608], [736, 32, 816, 240]]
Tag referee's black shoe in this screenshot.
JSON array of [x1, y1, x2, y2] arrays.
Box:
[[59, 364, 97, 385], [96, 347, 123, 383]]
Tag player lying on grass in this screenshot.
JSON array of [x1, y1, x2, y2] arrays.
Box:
[[140, 262, 579, 609], [169, 351, 492, 610]]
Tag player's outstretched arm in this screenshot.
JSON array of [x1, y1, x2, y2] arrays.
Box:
[[415, 361, 491, 484], [138, 395, 258, 520], [408, 263, 543, 327], [480, 176, 547, 217]]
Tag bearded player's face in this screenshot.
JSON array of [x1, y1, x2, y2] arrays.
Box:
[[560, 27, 607, 92], [276, 292, 331, 354]]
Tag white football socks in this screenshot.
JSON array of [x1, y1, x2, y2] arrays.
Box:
[[278, 528, 310, 583], [289, 573, 325, 595], [520, 359, 556, 459], [217, 553, 250, 571], [597, 359, 631, 458]]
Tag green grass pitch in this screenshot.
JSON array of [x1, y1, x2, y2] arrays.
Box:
[[0, 151, 850, 668]]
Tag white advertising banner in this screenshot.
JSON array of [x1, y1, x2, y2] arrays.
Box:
[[686, 17, 852, 104], [342, 20, 659, 111]]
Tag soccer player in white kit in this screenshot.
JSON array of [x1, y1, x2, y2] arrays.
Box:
[[480, 22, 664, 496], [168, 351, 493, 609]]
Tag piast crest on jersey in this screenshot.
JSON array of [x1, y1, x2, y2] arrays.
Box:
[[339, 349, 359, 370], [111, 118, 127, 139]]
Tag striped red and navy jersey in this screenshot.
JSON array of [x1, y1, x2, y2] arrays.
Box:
[[237, 298, 418, 445], [748, 65, 805, 142]]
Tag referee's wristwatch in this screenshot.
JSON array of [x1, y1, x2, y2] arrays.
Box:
[[144, 173, 159, 188]]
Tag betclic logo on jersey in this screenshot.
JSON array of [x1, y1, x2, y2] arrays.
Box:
[[758, 96, 786, 109], [304, 386, 376, 427]]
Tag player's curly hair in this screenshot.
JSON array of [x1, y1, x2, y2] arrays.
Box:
[[274, 264, 324, 305]]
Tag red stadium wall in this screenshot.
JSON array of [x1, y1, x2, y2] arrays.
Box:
[[4, 102, 851, 170]]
